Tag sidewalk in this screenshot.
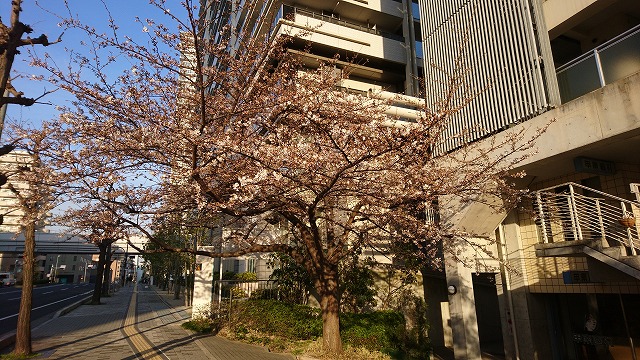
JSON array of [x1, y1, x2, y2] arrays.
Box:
[[3, 283, 294, 360]]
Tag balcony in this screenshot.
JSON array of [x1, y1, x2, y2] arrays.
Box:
[[272, 5, 404, 42], [556, 24, 640, 103]]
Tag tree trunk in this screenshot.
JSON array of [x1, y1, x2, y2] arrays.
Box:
[[91, 245, 106, 305], [13, 221, 35, 356], [316, 267, 342, 354], [102, 256, 111, 296], [173, 269, 181, 300]]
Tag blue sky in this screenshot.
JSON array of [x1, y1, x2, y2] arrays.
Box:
[[0, 1, 185, 132]]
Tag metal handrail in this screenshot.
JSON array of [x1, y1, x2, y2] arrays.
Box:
[[534, 183, 639, 255], [556, 24, 640, 73], [536, 182, 640, 208], [272, 4, 405, 42]]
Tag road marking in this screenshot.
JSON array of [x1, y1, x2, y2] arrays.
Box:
[[122, 283, 166, 360], [0, 290, 93, 321], [8, 297, 21, 300], [43, 291, 53, 294]]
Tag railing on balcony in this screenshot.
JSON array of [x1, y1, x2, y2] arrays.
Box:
[[271, 5, 405, 42], [556, 24, 640, 103], [534, 182, 640, 256]]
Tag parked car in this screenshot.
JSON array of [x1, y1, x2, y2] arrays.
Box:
[[0, 272, 16, 286]]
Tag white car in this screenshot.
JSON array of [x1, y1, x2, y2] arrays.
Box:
[[0, 272, 16, 286]]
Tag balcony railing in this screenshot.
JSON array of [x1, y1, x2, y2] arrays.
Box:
[[271, 5, 405, 42], [556, 24, 640, 103], [534, 182, 640, 256]]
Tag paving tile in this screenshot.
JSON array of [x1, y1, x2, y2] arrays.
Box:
[[13, 283, 294, 360]]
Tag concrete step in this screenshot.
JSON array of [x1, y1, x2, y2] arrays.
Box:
[[601, 245, 625, 259]]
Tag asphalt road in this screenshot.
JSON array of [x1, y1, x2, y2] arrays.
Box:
[[0, 283, 94, 335]]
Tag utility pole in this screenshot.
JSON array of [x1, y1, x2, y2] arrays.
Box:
[[52, 255, 60, 283]]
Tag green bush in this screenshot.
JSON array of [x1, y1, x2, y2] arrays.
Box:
[[248, 287, 279, 300], [232, 299, 322, 340], [227, 299, 430, 358], [182, 317, 220, 333], [235, 272, 258, 281], [341, 311, 405, 353]]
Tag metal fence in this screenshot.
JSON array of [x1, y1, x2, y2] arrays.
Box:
[[534, 182, 640, 255], [557, 24, 640, 103]]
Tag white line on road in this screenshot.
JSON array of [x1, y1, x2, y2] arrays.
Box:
[[0, 283, 92, 296], [8, 297, 21, 300], [0, 290, 93, 321], [43, 291, 53, 294]]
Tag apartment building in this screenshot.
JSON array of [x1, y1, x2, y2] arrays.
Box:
[[418, 0, 640, 359], [202, 0, 423, 97]]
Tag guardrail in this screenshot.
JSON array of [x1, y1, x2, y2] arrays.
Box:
[[556, 24, 640, 103], [534, 182, 640, 255], [272, 4, 405, 42]]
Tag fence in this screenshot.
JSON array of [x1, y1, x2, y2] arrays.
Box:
[[556, 24, 640, 103]]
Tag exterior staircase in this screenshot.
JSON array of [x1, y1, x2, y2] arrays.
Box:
[[533, 182, 640, 280]]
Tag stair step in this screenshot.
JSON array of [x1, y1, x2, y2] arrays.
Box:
[[601, 246, 625, 259]]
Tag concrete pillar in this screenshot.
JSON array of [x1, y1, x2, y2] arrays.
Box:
[[192, 250, 215, 318], [497, 210, 553, 360], [445, 253, 482, 360]]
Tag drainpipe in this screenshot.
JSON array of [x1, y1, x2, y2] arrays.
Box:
[[619, 294, 637, 360], [498, 223, 520, 359], [401, 0, 418, 96]]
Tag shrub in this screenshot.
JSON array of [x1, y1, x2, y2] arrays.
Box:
[[341, 311, 405, 353], [235, 272, 258, 281], [181, 317, 220, 333], [231, 299, 322, 340], [225, 299, 429, 358], [249, 287, 279, 300]]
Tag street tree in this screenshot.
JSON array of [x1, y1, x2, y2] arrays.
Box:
[[32, 1, 545, 354], [58, 201, 129, 304], [0, 1, 60, 356], [3, 129, 58, 356]]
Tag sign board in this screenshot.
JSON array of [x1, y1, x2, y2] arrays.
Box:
[[574, 157, 615, 175]]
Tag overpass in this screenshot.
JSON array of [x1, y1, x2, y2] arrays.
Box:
[[0, 232, 146, 255]]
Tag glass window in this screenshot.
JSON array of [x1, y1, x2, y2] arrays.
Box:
[[415, 41, 423, 59], [412, 1, 420, 20]]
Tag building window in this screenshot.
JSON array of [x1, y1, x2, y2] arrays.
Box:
[[72, 265, 76, 271], [73, 256, 77, 262]]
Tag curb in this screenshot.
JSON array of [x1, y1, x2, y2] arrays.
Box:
[[0, 295, 92, 352], [51, 295, 92, 318]]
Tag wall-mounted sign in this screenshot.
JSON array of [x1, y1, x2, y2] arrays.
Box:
[[562, 270, 590, 284], [573, 157, 615, 175]]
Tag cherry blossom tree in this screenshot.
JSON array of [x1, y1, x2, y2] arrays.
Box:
[[58, 199, 129, 305], [30, 0, 544, 354], [3, 128, 59, 356]]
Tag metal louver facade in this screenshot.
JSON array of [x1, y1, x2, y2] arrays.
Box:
[[419, 0, 560, 153]]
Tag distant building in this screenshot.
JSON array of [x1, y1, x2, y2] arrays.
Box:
[[0, 150, 48, 233]]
